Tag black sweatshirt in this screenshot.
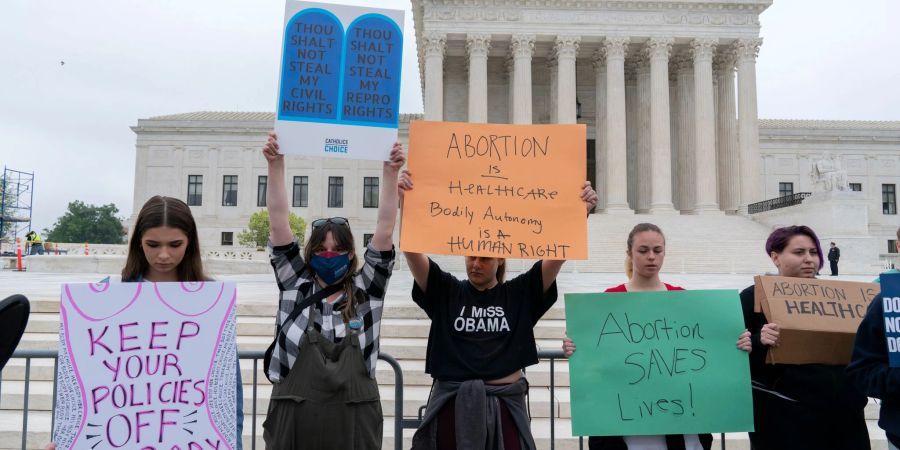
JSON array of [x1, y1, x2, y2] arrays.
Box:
[[847, 294, 900, 447], [740, 285, 867, 411]]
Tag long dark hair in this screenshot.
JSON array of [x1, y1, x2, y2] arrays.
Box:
[[625, 223, 665, 280], [122, 196, 206, 282], [304, 222, 360, 323], [765, 225, 824, 271]]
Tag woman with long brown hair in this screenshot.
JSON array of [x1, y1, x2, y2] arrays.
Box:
[[563, 223, 751, 450], [260, 132, 404, 449], [121, 195, 207, 282], [44, 195, 245, 450]]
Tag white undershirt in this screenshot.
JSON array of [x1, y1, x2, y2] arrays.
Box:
[[623, 434, 704, 450]]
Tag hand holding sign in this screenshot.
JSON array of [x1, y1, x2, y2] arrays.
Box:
[[760, 323, 780, 347]]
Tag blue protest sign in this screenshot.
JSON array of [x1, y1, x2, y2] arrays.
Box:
[[881, 273, 900, 367], [275, 1, 404, 160]]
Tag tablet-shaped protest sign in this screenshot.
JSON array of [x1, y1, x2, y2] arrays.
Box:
[[275, 1, 404, 160], [565, 290, 753, 436], [400, 121, 588, 260], [53, 282, 237, 450], [754, 276, 879, 365], [882, 273, 900, 367]]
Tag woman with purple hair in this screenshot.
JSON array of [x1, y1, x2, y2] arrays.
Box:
[[740, 225, 869, 449]]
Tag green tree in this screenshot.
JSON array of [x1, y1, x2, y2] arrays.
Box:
[[238, 210, 306, 249], [44, 201, 126, 244]]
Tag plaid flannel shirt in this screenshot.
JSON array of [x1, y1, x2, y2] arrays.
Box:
[[267, 238, 395, 383]]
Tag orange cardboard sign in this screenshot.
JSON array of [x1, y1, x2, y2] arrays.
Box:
[[400, 121, 588, 260], [754, 275, 880, 365]]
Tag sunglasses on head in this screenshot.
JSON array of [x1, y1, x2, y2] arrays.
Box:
[[311, 217, 350, 229]]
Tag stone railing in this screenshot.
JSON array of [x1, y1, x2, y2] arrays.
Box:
[[880, 254, 899, 270], [748, 192, 812, 214], [35, 243, 267, 260]]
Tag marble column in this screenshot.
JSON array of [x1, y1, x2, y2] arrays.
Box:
[[635, 54, 651, 213], [715, 52, 740, 213], [548, 56, 558, 124], [647, 38, 676, 213], [625, 57, 638, 210], [734, 38, 764, 212], [674, 52, 696, 213], [511, 34, 535, 124], [423, 31, 446, 121], [555, 35, 581, 124], [593, 49, 608, 212], [691, 38, 721, 214], [668, 62, 679, 209], [506, 54, 515, 123], [603, 36, 632, 213], [466, 34, 491, 123]]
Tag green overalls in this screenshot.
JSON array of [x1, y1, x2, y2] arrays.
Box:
[[263, 315, 383, 449]]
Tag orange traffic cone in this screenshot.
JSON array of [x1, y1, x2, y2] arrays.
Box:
[[15, 238, 23, 272], [84, 241, 89, 256]]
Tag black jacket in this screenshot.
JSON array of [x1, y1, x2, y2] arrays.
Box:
[[739, 285, 867, 410], [828, 247, 841, 262], [847, 294, 900, 447]]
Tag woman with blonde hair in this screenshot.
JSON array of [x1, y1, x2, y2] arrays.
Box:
[[563, 223, 751, 450]]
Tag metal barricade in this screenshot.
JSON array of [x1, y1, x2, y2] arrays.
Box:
[[0, 349, 729, 450]]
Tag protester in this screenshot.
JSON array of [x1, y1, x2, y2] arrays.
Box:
[[399, 167, 597, 450], [848, 248, 900, 450], [741, 225, 869, 449], [847, 282, 900, 449], [260, 132, 403, 449], [562, 223, 751, 450], [44, 195, 245, 450]]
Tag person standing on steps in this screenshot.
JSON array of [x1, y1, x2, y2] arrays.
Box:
[[828, 241, 841, 276]]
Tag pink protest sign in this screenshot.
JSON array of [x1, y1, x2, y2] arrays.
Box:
[[53, 282, 237, 450]]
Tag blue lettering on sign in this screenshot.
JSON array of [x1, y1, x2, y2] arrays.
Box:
[[340, 14, 403, 126], [278, 9, 344, 121], [323, 138, 349, 153], [882, 273, 900, 367]]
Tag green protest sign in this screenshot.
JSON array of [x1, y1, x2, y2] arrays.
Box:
[[565, 290, 753, 436]]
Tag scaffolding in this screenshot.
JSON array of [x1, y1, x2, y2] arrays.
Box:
[[0, 167, 35, 255]]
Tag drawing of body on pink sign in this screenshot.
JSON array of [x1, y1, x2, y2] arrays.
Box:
[[53, 282, 237, 450]]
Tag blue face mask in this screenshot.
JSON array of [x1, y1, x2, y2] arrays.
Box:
[[310, 252, 350, 285]]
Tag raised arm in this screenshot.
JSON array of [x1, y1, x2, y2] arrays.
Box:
[[263, 132, 293, 246], [397, 169, 431, 291], [370, 142, 405, 251], [541, 180, 598, 292]]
